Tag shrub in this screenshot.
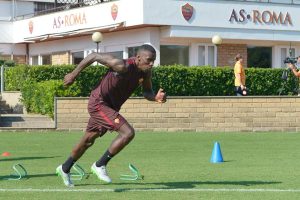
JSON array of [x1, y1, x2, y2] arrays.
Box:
[[20, 79, 81, 118], [12, 64, 299, 117], [5, 64, 299, 96]]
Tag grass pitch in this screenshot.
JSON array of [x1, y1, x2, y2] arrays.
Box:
[[0, 131, 300, 199]]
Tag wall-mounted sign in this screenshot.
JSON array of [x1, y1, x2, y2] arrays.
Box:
[[111, 4, 118, 21], [181, 3, 193, 21], [229, 9, 292, 25], [53, 12, 87, 29]]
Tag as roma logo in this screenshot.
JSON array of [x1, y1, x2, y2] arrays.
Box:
[[111, 4, 118, 21], [28, 20, 33, 34], [181, 3, 193, 21]]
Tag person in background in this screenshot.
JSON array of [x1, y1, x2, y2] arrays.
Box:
[[234, 54, 247, 96], [287, 57, 300, 77]]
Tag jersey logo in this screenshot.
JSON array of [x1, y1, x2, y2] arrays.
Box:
[[114, 118, 120, 124]]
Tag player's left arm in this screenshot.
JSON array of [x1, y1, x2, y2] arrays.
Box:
[[142, 70, 167, 103]]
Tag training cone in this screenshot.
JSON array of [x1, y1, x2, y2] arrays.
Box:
[[210, 142, 223, 163], [1, 152, 11, 157]]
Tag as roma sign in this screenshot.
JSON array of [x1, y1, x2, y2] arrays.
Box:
[[181, 3, 193, 21]]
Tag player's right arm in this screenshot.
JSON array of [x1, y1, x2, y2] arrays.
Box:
[[64, 52, 126, 86]]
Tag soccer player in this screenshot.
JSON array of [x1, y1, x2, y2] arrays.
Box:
[[56, 44, 166, 187]]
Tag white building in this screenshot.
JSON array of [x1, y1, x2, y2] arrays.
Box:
[[1, 0, 300, 68]]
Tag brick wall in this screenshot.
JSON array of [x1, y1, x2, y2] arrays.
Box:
[[55, 97, 300, 132], [51, 51, 70, 65], [217, 44, 247, 67], [0, 55, 26, 64], [0, 55, 11, 61], [13, 55, 26, 64]]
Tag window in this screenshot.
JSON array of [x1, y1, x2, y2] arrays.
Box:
[[193, 44, 216, 66], [160, 45, 189, 66], [72, 51, 84, 65], [108, 51, 123, 59], [128, 46, 139, 58], [34, 2, 55, 14], [247, 47, 272, 68], [42, 55, 51, 65], [31, 56, 39, 65], [280, 47, 295, 68], [207, 46, 215, 66], [198, 46, 205, 66]]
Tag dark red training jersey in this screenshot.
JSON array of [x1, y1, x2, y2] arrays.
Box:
[[89, 57, 146, 111]]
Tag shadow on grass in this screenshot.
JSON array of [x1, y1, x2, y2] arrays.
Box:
[[0, 156, 61, 162], [156, 180, 281, 187], [76, 180, 281, 189], [108, 180, 282, 192], [111, 180, 281, 188]]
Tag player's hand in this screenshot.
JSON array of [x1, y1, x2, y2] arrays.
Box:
[[155, 88, 167, 103], [64, 73, 76, 86]]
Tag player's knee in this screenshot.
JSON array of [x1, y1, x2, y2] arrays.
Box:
[[123, 128, 135, 143], [83, 133, 98, 148]]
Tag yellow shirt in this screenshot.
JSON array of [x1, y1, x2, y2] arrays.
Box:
[[234, 60, 246, 86]]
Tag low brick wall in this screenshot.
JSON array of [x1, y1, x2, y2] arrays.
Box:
[[55, 96, 300, 132]]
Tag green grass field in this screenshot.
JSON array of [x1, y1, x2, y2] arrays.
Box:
[[1, 131, 300, 199]]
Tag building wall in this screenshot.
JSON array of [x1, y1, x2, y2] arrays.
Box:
[[0, 54, 26, 64], [217, 44, 247, 67], [55, 97, 300, 132], [0, 55, 11, 60], [52, 51, 70, 65], [13, 55, 26, 64]]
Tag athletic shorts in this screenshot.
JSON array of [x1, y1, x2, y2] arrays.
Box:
[[86, 102, 127, 136]]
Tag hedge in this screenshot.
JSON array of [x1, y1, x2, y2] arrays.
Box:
[[4, 65, 108, 96], [20, 79, 81, 118], [4, 64, 300, 117], [5, 64, 299, 96]]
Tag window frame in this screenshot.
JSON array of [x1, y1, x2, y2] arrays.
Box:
[[190, 43, 217, 67]]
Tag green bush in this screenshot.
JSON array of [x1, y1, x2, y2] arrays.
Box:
[[151, 65, 298, 96], [4, 65, 108, 96], [4, 65, 74, 91], [20, 79, 81, 118], [4, 60, 16, 67], [151, 65, 235, 96], [8, 64, 299, 117], [5, 64, 299, 96]]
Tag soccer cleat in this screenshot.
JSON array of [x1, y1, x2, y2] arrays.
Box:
[[56, 165, 74, 187], [91, 163, 112, 183]]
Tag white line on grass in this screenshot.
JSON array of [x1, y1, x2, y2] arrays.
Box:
[[1, 188, 300, 193]]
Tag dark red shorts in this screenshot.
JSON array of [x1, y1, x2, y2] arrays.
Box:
[[86, 102, 127, 136]]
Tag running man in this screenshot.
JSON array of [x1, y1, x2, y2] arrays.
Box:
[[56, 44, 166, 187]]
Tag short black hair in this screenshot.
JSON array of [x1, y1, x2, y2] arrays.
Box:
[[137, 44, 156, 55]]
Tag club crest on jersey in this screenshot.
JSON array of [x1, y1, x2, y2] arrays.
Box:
[[181, 3, 193, 21]]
